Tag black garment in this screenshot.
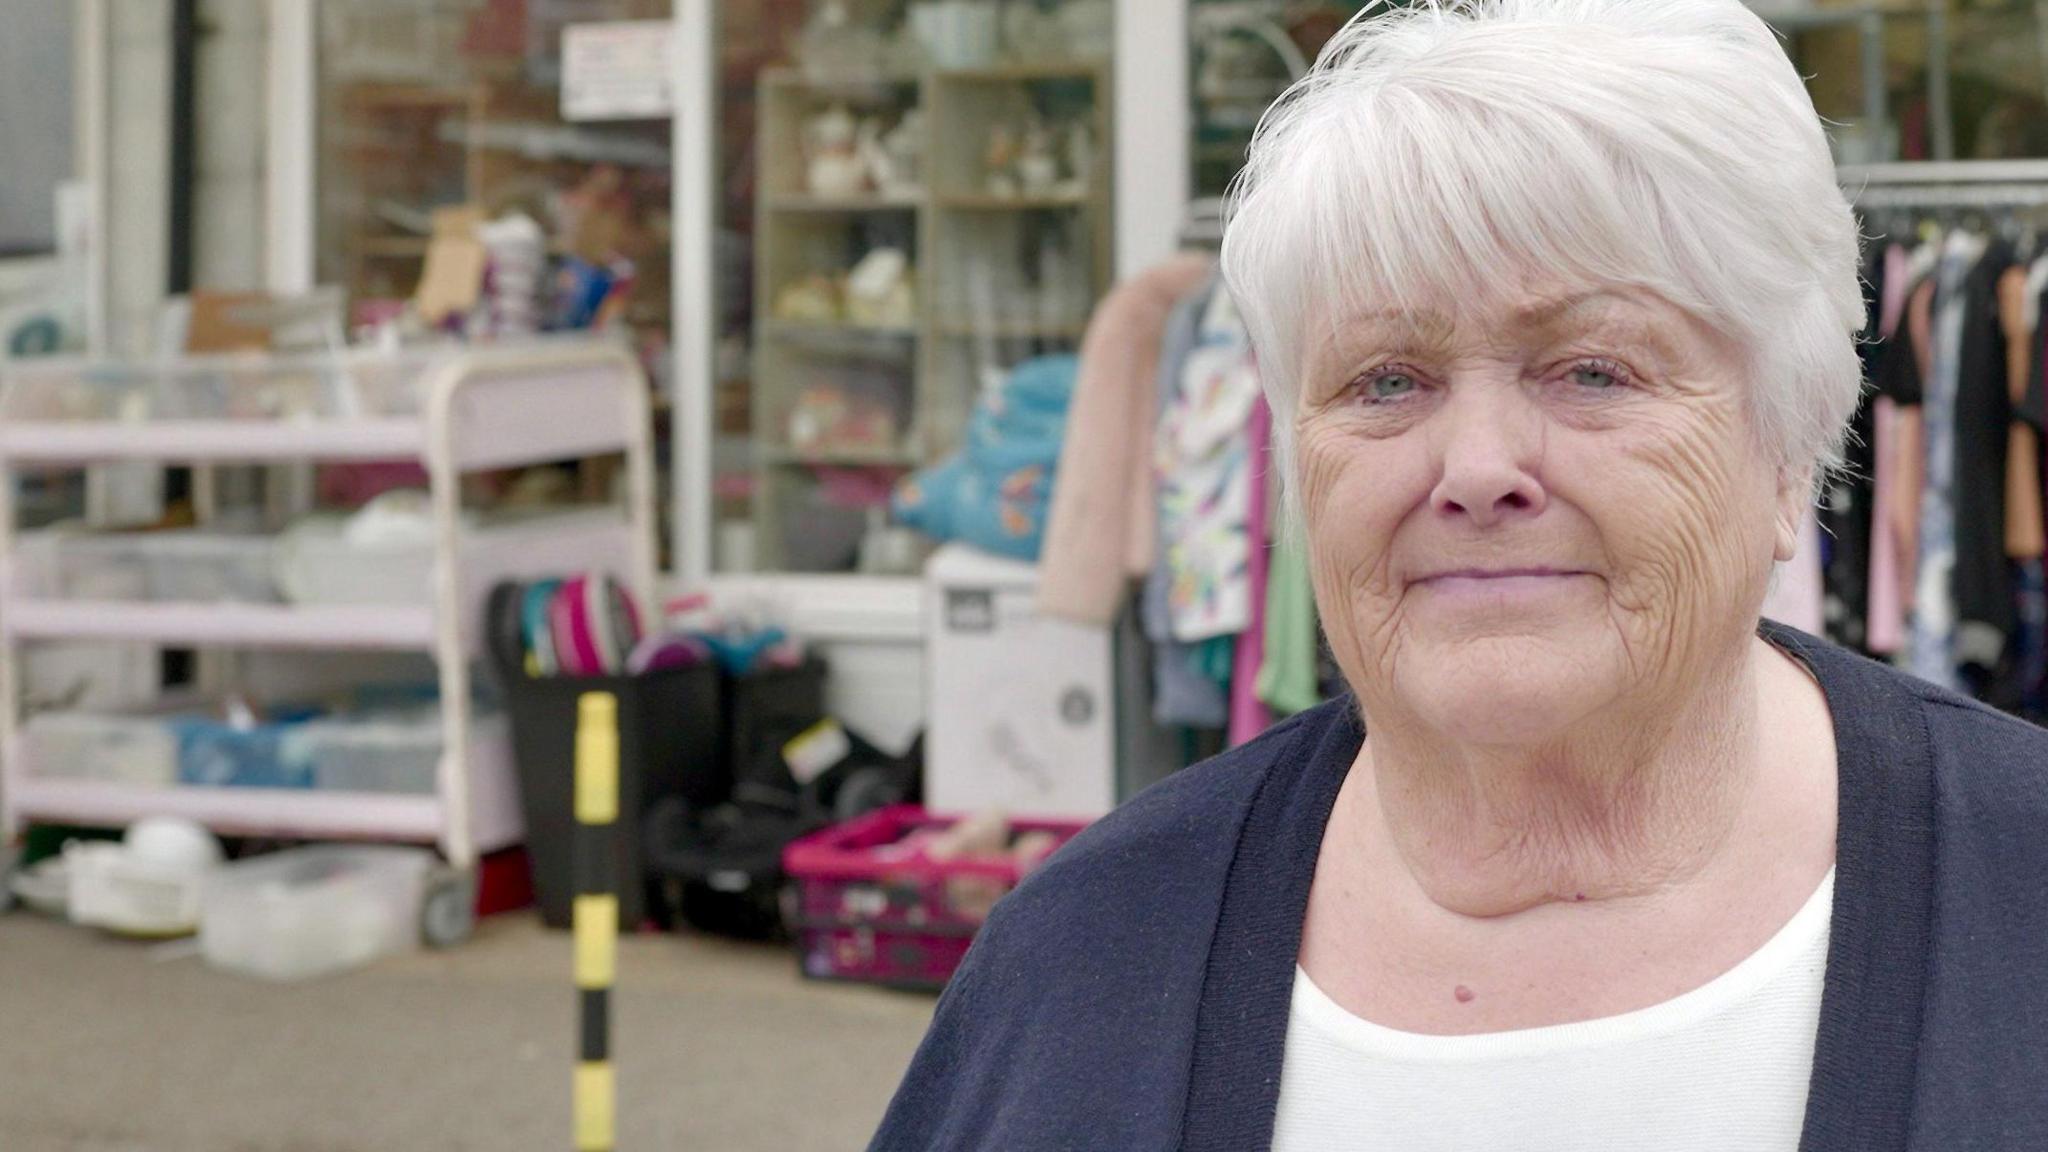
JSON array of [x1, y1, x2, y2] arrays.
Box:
[[1949, 244, 2019, 679], [872, 624, 2048, 1151], [1821, 246, 1886, 650], [1871, 277, 1926, 407]]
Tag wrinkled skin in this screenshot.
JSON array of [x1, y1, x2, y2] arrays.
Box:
[[1297, 287, 1804, 753], [1291, 286, 1839, 1032]]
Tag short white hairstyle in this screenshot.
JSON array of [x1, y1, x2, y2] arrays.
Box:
[[1222, 0, 1866, 486]]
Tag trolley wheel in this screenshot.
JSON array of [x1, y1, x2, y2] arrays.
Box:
[[421, 865, 479, 949]]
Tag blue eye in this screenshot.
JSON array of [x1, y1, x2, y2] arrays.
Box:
[[1570, 363, 1626, 390], [1364, 371, 1419, 401]]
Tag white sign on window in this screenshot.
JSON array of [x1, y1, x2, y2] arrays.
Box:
[[561, 20, 673, 122]]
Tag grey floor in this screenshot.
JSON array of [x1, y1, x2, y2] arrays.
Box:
[[0, 910, 935, 1152]]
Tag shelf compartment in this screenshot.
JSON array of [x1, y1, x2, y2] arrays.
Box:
[[765, 193, 923, 213], [4, 601, 436, 651], [933, 318, 1089, 339], [6, 713, 523, 850], [7, 777, 445, 841], [764, 321, 921, 356], [762, 68, 921, 95], [933, 63, 1107, 84], [0, 420, 427, 464], [934, 191, 1092, 210], [0, 340, 645, 472]]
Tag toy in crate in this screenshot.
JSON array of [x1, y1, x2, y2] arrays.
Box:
[[781, 805, 1085, 990]]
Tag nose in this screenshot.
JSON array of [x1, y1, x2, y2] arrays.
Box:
[[1429, 383, 1546, 529]]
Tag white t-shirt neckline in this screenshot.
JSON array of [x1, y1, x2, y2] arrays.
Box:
[[1291, 867, 1837, 1064]]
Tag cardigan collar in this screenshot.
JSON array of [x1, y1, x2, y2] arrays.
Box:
[[1177, 624, 1935, 1152]]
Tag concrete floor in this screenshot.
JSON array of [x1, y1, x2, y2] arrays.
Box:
[[0, 910, 935, 1152]]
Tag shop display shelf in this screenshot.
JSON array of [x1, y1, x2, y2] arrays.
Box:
[[932, 318, 1089, 339], [765, 193, 922, 213], [762, 322, 920, 361], [934, 191, 1093, 210], [0, 420, 427, 464], [8, 714, 522, 849], [0, 341, 648, 473], [8, 777, 444, 841], [4, 601, 435, 651], [0, 342, 656, 867], [761, 67, 921, 96], [932, 62, 1107, 84]]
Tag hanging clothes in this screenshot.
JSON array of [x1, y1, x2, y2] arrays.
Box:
[[1909, 233, 1984, 691], [1144, 281, 1230, 729], [1820, 242, 1887, 648], [1227, 396, 1275, 746], [1946, 240, 2018, 684], [1256, 525, 1321, 718], [1038, 253, 1216, 627], [1157, 287, 1262, 643], [1866, 242, 1917, 656]]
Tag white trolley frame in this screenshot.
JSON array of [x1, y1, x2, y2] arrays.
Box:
[[0, 342, 658, 868]]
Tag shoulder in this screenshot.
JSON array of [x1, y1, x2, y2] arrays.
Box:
[[866, 702, 1350, 1150], [1901, 679, 2048, 845]]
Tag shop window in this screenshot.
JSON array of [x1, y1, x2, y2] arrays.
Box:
[[0, 0, 74, 260], [313, 0, 673, 343], [1190, 1, 2048, 187], [1769, 1, 2048, 164], [712, 0, 1113, 574], [1189, 0, 1360, 200]]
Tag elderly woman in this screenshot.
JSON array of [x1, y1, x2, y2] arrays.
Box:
[[872, 2, 2048, 1148]]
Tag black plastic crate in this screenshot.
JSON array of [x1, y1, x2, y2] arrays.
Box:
[[503, 663, 724, 929]]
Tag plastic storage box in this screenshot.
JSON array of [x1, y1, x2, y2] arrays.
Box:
[[271, 516, 432, 606], [199, 845, 435, 981], [782, 805, 1087, 989], [174, 714, 318, 790], [23, 712, 178, 786], [282, 712, 493, 795], [14, 530, 278, 603]]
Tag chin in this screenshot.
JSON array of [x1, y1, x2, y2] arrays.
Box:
[[1395, 634, 1616, 745]]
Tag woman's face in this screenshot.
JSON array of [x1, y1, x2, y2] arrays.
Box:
[[1296, 286, 1803, 745]]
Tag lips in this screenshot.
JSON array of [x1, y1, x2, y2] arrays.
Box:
[[1415, 567, 1587, 583]]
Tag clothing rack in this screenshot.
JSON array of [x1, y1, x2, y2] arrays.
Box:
[[1181, 197, 1227, 249], [1842, 161, 2048, 210]]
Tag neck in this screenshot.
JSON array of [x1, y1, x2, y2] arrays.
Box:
[[1355, 642, 1767, 918]]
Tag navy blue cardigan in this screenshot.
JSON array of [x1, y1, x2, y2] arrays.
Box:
[[870, 626, 2048, 1150]]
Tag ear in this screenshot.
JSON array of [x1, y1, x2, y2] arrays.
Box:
[[1772, 467, 1813, 564]]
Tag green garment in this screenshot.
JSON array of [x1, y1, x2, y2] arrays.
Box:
[[1256, 527, 1321, 717]]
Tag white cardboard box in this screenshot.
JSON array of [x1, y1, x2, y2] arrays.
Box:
[[924, 544, 1115, 819]]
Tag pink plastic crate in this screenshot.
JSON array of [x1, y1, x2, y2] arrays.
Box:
[[782, 805, 1088, 989]]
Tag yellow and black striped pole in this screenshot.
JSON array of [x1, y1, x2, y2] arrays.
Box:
[[573, 692, 620, 1152]]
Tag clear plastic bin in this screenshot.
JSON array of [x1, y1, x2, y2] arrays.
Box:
[[14, 530, 278, 603], [0, 352, 440, 424], [272, 516, 432, 606], [280, 712, 491, 795], [22, 712, 178, 786], [199, 845, 434, 981], [136, 533, 278, 602]]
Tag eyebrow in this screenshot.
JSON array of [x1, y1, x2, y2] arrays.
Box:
[[1306, 290, 1678, 384]]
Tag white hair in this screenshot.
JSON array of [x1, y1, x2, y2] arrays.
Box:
[[1222, 0, 1866, 487]]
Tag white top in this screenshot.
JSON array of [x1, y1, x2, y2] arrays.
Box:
[[1272, 870, 1835, 1152]]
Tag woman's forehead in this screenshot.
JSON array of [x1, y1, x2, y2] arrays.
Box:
[[1305, 287, 1717, 363]]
